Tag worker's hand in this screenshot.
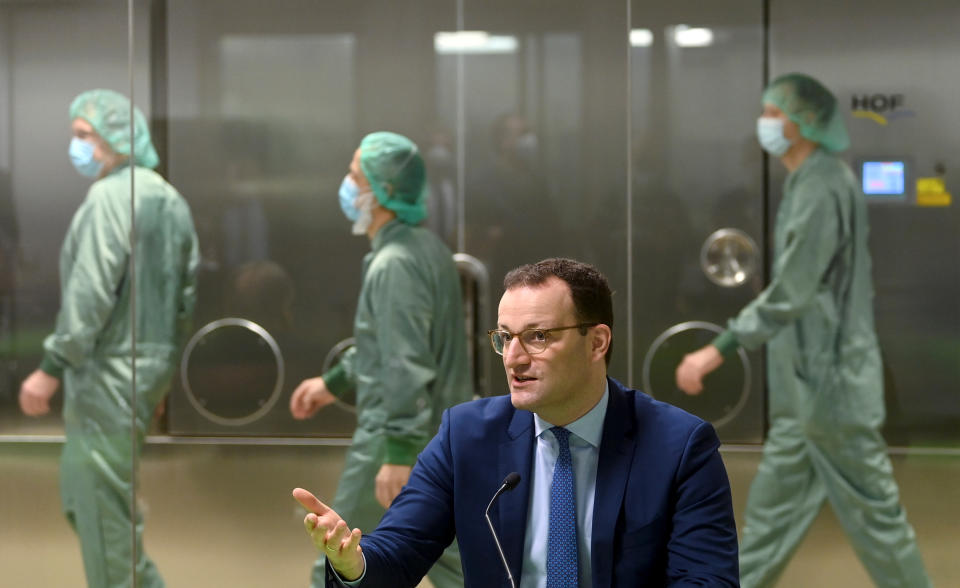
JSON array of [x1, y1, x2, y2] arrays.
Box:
[[676, 345, 724, 395], [289, 377, 337, 420], [292, 488, 365, 581], [375, 464, 412, 509], [19, 369, 60, 417]]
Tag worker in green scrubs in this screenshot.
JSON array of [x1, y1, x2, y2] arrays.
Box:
[[676, 73, 931, 588], [290, 132, 470, 588], [18, 89, 199, 588]]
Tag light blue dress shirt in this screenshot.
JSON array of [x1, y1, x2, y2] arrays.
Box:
[[519, 384, 609, 588]]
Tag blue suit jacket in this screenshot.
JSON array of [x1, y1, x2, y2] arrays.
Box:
[[334, 377, 739, 587]]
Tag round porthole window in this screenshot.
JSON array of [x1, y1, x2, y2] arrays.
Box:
[[180, 318, 284, 427], [642, 321, 750, 429]]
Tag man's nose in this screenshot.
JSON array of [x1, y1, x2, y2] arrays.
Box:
[[502, 337, 531, 368]]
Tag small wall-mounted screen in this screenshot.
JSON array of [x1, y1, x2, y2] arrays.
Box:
[[862, 161, 905, 195]]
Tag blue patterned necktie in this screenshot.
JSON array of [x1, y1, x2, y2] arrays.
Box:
[[547, 426, 578, 587]]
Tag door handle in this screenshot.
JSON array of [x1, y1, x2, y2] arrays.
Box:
[[700, 228, 759, 287]]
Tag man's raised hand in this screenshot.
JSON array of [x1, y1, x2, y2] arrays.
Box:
[[292, 488, 365, 581]]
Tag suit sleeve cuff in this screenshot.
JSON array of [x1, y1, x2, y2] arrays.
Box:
[[39, 353, 65, 379], [711, 330, 740, 358], [322, 363, 352, 399], [384, 437, 422, 466]]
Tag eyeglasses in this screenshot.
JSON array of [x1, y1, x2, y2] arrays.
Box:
[[487, 323, 598, 356]]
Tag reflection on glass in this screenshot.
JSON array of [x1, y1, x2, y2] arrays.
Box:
[[164, 11, 362, 436], [0, 1, 160, 584], [434, 31, 518, 54], [631, 0, 765, 442], [630, 28, 654, 47], [451, 30, 592, 333], [672, 25, 715, 48], [425, 125, 458, 248]]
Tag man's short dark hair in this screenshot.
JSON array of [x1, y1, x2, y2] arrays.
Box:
[[503, 258, 614, 365]]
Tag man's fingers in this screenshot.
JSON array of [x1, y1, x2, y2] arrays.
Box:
[[675, 365, 688, 392], [19, 387, 33, 412], [19, 391, 47, 417], [293, 488, 330, 515], [289, 390, 299, 413], [290, 385, 307, 414], [304, 513, 319, 533], [325, 520, 350, 549], [344, 527, 362, 553], [675, 357, 704, 396], [677, 371, 703, 396]]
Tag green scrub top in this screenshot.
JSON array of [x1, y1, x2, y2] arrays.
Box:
[[323, 219, 471, 465], [41, 164, 198, 588], [715, 148, 883, 428]]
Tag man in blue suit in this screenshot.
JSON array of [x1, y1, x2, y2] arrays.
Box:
[[295, 258, 739, 587]]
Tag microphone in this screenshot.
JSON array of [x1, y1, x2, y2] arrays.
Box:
[[485, 472, 521, 588]]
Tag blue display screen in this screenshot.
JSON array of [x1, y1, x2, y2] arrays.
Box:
[[862, 161, 905, 195]]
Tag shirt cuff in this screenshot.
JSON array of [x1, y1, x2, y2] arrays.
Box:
[[39, 353, 65, 380], [322, 363, 352, 399], [332, 553, 367, 586], [711, 330, 740, 358]]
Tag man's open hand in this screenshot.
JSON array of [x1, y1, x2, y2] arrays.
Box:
[[292, 488, 365, 581]]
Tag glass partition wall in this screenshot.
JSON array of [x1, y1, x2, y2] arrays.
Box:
[[1, 0, 958, 585], [1, 0, 144, 585]]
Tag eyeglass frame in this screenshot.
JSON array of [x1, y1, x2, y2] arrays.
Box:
[[486, 322, 599, 356]]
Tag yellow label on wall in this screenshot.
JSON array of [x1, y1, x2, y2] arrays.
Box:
[[916, 177, 952, 207]]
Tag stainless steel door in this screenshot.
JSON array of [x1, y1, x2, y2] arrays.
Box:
[[162, 0, 457, 435], [630, 0, 766, 442], [770, 0, 960, 445]]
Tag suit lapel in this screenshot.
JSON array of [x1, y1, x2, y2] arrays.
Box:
[[497, 408, 535, 583], [591, 379, 637, 588]]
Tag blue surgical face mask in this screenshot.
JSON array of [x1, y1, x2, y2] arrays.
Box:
[[338, 175, 375, 234], [756, 117, 793, 158], [338, 175, 362, 221], [69, 137, 103, 178]]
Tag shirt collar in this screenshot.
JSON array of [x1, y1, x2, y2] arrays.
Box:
[[533, 380, 609, 449], [370, 218, 406, 252]]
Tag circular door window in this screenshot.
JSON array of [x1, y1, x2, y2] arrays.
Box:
[[642, 321, 750, 429], [181, 318, 284, 426]]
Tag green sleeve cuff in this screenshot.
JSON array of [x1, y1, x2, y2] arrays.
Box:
[[711, 330, 740, 358], [322, 363, 351, 399], [384, 437, 423, 466], [39, 353, 65, 379]]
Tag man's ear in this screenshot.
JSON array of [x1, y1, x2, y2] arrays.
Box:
[[591, 324, 612, 362]]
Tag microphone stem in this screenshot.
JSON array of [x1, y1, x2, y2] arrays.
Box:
[[485, 484, 517, 588]]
